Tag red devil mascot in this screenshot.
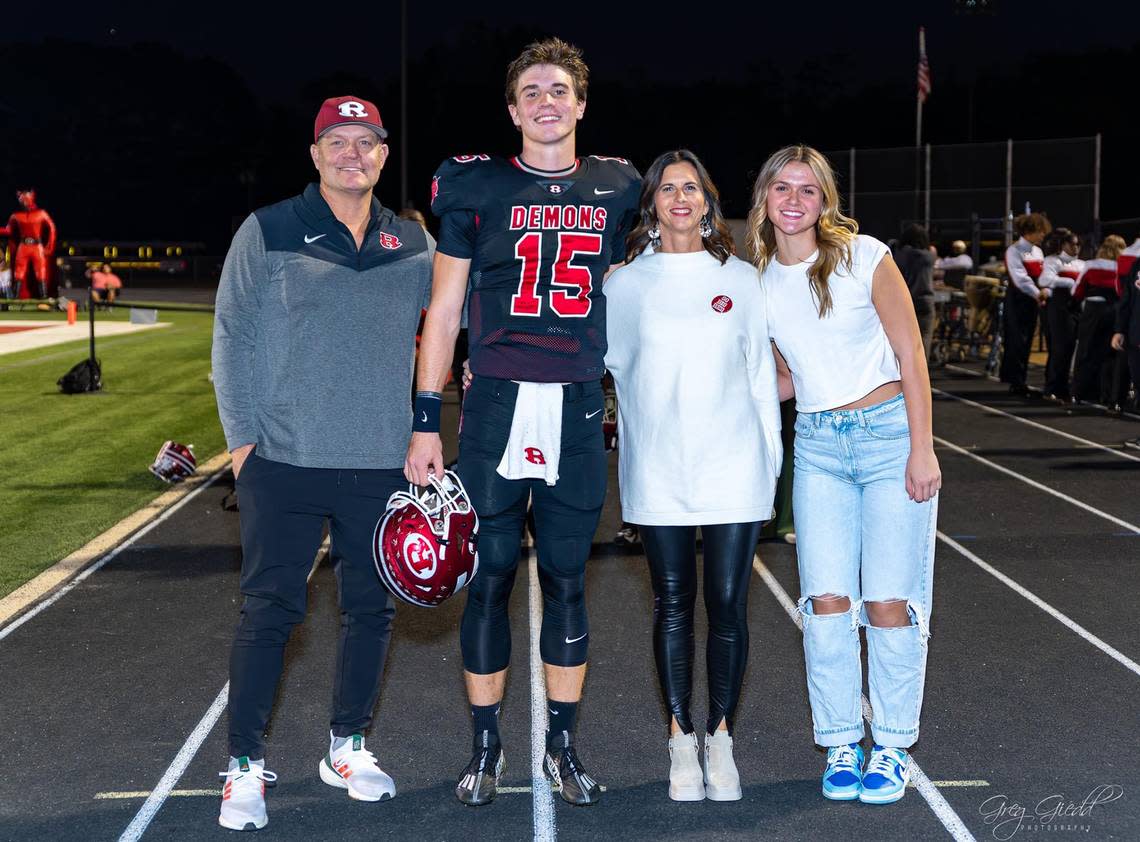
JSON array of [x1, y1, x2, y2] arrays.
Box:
[[1, 190, 58, 299]]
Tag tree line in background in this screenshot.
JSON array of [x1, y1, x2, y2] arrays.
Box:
[[3, 26, 1138, 252]]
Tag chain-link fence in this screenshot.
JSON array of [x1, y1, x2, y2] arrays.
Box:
[[824, 136, 1100, 262]]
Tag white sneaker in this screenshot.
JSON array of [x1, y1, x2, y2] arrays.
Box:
[[218, 756, 277, 831], [667, 732, 705, 801], [703, 731, 742, 801], [318, 733, 396, 802]]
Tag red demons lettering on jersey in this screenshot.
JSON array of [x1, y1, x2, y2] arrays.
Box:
[[508, 205, 608, 232], [379, 232, 403, 250]]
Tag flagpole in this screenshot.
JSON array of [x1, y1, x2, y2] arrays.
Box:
[[914, 26, 926, 221], [915, 26, 925, 148]]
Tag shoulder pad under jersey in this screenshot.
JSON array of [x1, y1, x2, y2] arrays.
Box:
[[430, 154, 501, 217], [586, 155, 642, 183]]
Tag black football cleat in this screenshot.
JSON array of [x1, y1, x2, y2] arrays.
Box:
[[544, 733, 602, 806], [455, 734, 505, 807]]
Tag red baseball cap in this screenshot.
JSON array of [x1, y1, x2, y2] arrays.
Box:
[[314, 96, 388, 143]]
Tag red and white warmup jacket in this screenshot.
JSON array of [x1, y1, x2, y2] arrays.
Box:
[[1117, 238, 1140, 279], [1072, 258, 1121, 305], [1039, 252, 1085, 294], [1005, 237, 1044, 299]]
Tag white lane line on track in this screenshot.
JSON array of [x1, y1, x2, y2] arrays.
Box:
[[752, 555, 978, 842], [525, 526, 557, 842], [0, 463, 229, 641], [937, 532, 1140, 679], [933, 387, 1140, 463], [934, 435, 1140, 535], [117, 533, 329, 840], [942, 363, 1140, 422], [118, 683, 230, 842]]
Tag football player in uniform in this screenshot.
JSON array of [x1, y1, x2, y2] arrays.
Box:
[[405, 37, 640, 807]]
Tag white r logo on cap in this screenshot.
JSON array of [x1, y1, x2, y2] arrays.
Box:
[[338, 101, 368, 117]]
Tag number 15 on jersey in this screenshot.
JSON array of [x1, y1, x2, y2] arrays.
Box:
[[510, 231, 603, 318]]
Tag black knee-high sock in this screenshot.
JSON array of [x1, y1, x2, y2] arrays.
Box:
[[546, 699, 578, 748]]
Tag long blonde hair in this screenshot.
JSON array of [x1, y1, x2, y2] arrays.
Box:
[[1097, 234, 1127, 260], [746, 145, 857, 318]]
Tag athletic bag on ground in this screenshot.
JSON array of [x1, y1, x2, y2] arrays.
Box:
[[57, 359, 102, 393]]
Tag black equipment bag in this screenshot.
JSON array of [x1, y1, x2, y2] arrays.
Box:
[[58, 359, 102, 394]]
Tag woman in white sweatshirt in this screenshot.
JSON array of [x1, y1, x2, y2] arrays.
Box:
[[605, 150, 784, 803]]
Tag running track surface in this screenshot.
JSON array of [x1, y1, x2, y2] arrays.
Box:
[[1, 362, 1137, 842]]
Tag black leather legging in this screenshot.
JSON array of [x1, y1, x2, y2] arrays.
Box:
[[640, 521, 762, 736]]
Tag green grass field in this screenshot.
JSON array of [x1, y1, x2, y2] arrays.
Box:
[[0, 309, 225, 597]]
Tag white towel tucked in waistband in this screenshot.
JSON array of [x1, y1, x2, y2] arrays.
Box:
[[496, 382, 563, 485]]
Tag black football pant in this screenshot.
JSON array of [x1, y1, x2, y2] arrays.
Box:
[[227, 452, 404, 759], [640, 521, 763, 736], [1000, 291, 1038, 388], [456, 377, 606, 675]]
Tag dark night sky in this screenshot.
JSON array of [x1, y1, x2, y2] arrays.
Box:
[[4, 2, 1140, 251]]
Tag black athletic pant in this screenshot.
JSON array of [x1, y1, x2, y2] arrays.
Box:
[[1072, 299, 1116, 402], [227, 452, 404, 759], [1000, 290, 1038, 388], [640, 521, 763, 736], [1045, 290, 1078, 399]]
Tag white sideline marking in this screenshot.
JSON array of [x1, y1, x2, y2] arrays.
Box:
[[752, 555, 977, 842], [0, 453, 232, 639], [937, 532, 1140, 679], [934, 434, 1140, 535], [0, 319, 169, 355], [526, 526, 556, 842], [118, 684, 230, 842], [933, 387, 1140, 463], [117, 517, 327, 838]]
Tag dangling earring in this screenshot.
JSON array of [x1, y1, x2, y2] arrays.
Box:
[[699, 215, 713, 239], [648, 223, 661, 248]]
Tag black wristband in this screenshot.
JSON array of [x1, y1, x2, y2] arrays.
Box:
[[413, 391, 443, 433]]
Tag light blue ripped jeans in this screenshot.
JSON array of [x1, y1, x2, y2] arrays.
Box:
[[792, 393, 937, 749]]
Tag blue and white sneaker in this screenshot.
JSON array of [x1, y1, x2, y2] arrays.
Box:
[[858, 744, 910, 804], [821, 742, 864, 800]]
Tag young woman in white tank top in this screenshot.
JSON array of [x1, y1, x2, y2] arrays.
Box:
[[746, 144, 941, 806]]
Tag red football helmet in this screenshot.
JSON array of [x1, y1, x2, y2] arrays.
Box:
[[373, 470, 479, 607], [149, 441, 196, 483]]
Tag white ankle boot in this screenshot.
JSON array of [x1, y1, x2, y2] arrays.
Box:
[[667, 732, 705, 801], [703, 731, 742, 801]]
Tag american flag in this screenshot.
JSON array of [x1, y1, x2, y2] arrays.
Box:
[[917, 26, 932, 103]]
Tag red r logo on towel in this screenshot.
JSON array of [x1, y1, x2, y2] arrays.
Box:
[[524, 447, 546, 465]]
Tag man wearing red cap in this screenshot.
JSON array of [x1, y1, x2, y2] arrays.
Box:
[[212, 95, 433, 831]]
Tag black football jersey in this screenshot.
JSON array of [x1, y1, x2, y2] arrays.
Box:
[[432, 154, 641, 382]]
